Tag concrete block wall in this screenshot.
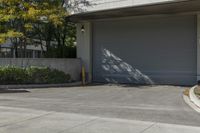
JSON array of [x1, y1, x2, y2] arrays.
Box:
[[0, 58, 82, 81]]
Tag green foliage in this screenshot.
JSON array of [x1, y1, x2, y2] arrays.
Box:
[[34, 20, 77, 58], [0, 66, 28, 84], [27, 66, 71, 84], [0, 66, 71, 84], [0, 0, 68, 44], [0, 0, 77, 58], [45, 45, 76, 58]]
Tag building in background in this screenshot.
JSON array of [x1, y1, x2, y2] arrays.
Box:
[[0, 39, 47, 58]]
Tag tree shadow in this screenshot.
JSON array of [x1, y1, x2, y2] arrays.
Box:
[[95, 48, 154, 84], [0, 89, 30, 93], [65, 0, 95, 13]]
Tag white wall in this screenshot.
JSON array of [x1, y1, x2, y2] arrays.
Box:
[[72, 0, 179, 13], [76, 22, 92, 82]]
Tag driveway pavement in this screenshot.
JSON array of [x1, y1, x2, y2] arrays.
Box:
[[0, 85, 200, 133]]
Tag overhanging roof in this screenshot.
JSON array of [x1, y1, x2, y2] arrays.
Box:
[[70, 0, 200, 21]]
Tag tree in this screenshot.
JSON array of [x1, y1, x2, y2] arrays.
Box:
[[31, 0, 90, 58], [0, 0, 68, 57], [0, 0, 91, 58]]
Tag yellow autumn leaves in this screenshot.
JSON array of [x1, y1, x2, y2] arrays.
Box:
[[0, 0, 69, 44], [0, 30, 23, 43]]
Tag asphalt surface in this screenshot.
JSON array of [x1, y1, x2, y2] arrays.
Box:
[[0, 85, 200, 132]]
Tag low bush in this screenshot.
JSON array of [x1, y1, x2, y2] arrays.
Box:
[[0, 66, 71, 84]]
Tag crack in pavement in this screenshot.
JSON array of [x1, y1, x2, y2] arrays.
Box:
[[139, 122, 157, 133], [0, 112, 54, 128], [57, 117, 100, 133]]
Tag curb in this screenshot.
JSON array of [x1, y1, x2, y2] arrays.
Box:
[[189, 85, 200, 108], [183, 94, 200, 113], [0, 82, 82, 89]]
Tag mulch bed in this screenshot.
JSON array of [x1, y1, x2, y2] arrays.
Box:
[[195, 86, 200, 99]]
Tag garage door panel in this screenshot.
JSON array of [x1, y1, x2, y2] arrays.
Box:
[[93, 15, 197, 85]]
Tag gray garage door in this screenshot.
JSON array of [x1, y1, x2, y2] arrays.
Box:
[[92, 15, 197, 85]]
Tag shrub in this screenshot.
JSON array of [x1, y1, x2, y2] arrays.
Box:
[[26, 67, 71, 84], [0, 66, 71, 85], [0, 66, 28, 84]]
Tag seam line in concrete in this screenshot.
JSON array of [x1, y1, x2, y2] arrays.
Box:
[[57, 117, 100, 133], [139, 122, 157, 133], [0, 112, 54, 128]]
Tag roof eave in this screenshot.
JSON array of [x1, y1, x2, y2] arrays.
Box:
[[70, 0, 200, 22]]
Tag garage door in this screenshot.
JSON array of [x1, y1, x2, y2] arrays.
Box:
[[92, 15, 197, 85]]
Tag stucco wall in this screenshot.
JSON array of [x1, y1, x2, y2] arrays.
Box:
[[0, 58, 81, 81], [76, 23, 92, 82]]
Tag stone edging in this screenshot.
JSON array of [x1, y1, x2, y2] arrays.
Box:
[[0, 82, 82, 89], [189, 85, 200, 108], [183, 94, 200, 113]]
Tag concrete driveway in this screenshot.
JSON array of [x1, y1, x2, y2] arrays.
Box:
[[0, 85, 200, 133]]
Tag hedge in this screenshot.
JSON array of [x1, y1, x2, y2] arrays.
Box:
[[0, 66, 71, 84]]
